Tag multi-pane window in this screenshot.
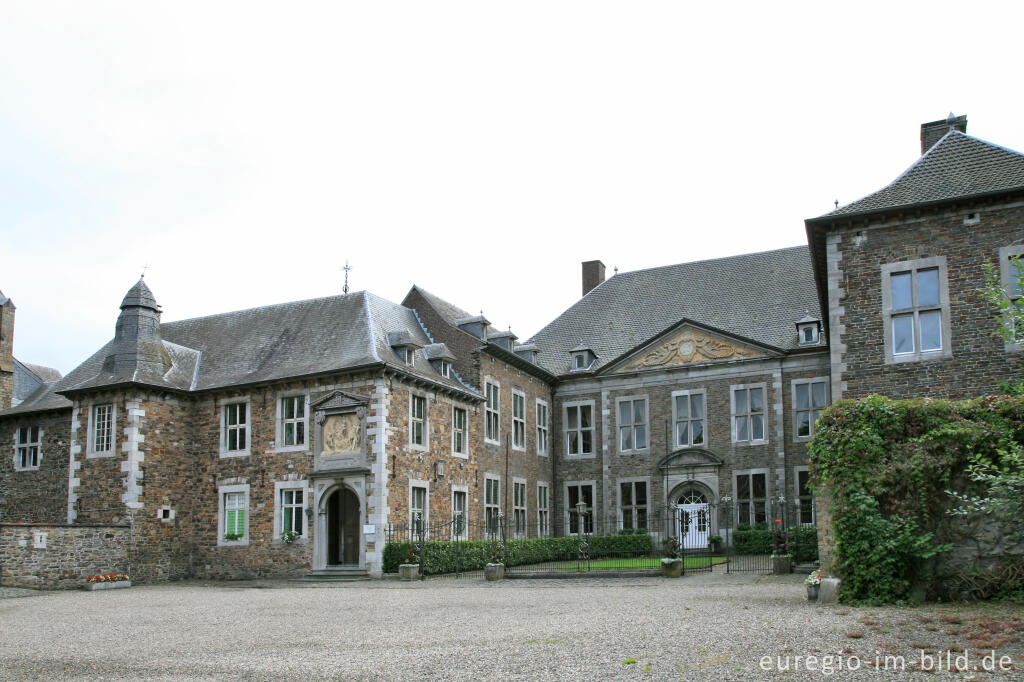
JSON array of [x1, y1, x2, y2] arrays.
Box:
[[736, 472, 767, 527], [732, 386, 765, 443], [410, 395, 426, 447], [16, 426, 40, 469], [890, 267, 942, 354], [485, 381, 500, 443], [92, 403, 113, 453], [411, 485, 427, 535], [620, 481, 648, 531], [452, 406, 467, 456], [452, 490, 468, 539], [536, 400, 548, 455], [796, 469, 814, 525], [565, 403, 594, 456], [999, 247, 1024, 346], [794, 379, 828, 438], [513, 480, 527, 538], [673, 391, 705, 447], [567, 483, 594, 535], [281, 488, 304, 537], [485, 477, 501, 536], [617, 398, 648, 451], [512, 392, 526, 450], [537, 484, 550, 537], [223, 402, 247, 452], [280, 395, 306, 447], [224, 491, 247, 540]]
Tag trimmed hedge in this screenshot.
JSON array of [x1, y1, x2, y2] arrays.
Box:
[[791, 526, 819, 564], [384, 533, 654, 575], [732, 529, 772, 555], [728, 526, 817, 562]]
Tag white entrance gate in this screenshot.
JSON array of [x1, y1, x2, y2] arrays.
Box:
[[675, 491, 710, 549]]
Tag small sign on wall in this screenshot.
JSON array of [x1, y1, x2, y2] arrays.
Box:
[[32, 531, 48, 549], [363, 525, 375, 535]]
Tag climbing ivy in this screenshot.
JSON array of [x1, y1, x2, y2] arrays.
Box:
[[808, 394, 1024, 604]]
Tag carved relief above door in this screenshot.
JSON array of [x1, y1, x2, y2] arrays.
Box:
[[619, 326, 764, 371]]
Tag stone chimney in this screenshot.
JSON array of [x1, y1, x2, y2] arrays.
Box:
[[0, 291, 14, 409], [582, 260, 606, 297], [920, 113, 967, 154]]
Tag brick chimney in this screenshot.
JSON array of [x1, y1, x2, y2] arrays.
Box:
[[582, 260, 606, 297], [0, 291, 14, 409], [920, 113, 967, 154]]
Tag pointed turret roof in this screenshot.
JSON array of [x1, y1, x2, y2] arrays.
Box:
[[120, 279, 161, 312]]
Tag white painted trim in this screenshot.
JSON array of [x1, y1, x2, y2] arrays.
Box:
[[408, 392, 429, 451], [511, 476, 528, 538], [615, 475, 651, 531], [273, 479, 310, 543], [881, 256, 952, 364], [12, 424, 42, 471], [484, 377, 501, 445], [732, 468, 771, 528], [273, 389, 310, 453], [563, 479, 597, 535], [536, 480, 550, 537], [670, 388, 707, 449], [451, 485, 469, 540], [218, 483, 250, 547], [614, 394, 649, 454], [535, 398, 549, 457], [218, 396, 252, 458], [86, 399, 117, 458], [793, 466, 815, 526], [563, 399, 596, 459], [730, 382, 769, 445], [409, 479, 430, 534], [451, 403, 469, 458], [791, 377, 829, 442], [510, 389, 527, 451]]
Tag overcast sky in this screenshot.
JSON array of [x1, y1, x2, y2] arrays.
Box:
[[3, 2, 1023, 375]]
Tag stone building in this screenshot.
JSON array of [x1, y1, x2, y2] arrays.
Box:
[[2, 113, 1022, 583]]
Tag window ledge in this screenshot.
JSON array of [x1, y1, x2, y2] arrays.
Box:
[[86, 450, 115, 459], [887, 348, 952, 364], [217, 539, 250, 548], [733, 440, 769, 447], [409, 443, 428, 452], [484, 438, 500, 446], [219, 450, 252, 459], [566, 453, 597, 459], [451, 451, 469, 460], [14, 466, 41, 472], [272, 445, 309, 454], [618, 448, 648, 455], [272, 536, 309, 545]]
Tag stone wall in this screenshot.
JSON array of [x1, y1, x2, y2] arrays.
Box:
[[0, 408, 72, 523], [0, 522, 130, 590], [829, 200, 1024, 402]]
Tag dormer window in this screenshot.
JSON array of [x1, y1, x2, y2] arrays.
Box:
[[569, 339, 595, 371], [795, 313, 821, 347], [423, 343, 457, 378], [404, 347, 414, 365], [573, 353, 587, 369], [386, 331, 422, 367], [439, 360, 451, 378]]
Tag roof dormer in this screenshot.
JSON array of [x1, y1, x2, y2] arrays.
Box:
[[386, 330, 422, 366], [423, 343, 456, 378], [514, 343, 539, 364], [795, 312, 822, 347], [569, 339, 596, 372], [454, 314, 490, 341], [489, 329, 517, 352]]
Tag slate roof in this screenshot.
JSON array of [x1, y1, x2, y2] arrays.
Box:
[[409, 286, 502, 337], [528, 246, 821, 376], [0, 290, 478, 417], [817, 130, 1024, 220]]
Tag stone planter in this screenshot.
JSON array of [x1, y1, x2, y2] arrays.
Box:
[[87, 581, 131, 591], [660, 558, 683, 578], [484, 563, 505, 581], [807, 584, 819, 601], [399, 564, 420, 581], [772, 555, 792, 575]]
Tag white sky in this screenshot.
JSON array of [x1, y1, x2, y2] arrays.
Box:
[[3, 1, 1024, 374]]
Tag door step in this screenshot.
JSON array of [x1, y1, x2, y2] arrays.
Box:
[[298, 568, 372, 582]]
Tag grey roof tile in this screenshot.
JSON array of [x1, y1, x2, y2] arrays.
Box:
[[821, 131, 1024, 219], [528, 246, 820, 375]]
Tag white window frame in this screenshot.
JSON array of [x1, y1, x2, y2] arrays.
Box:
[[563, 400, 596, 459], [218, 483, 250, 546], [537, 481, 550, 537], [536, 399, 549, 456], [404, 347, 415, 366], [733, 469, 770, 528], [409, 479, 429, 537], [484, 379, 500, 445], [451, 485, 469, 540], [409, 393, 428, 450], [275, 390, 309, 453], [999, 245, 1024, 351], [617, 477, 650, 532], [564, 480, 596, 535], [792, 377, 829, 441], [731, 383, 768, 445], [13, 425, 42, 471], [511, 390, 526, 451], [451, 404, 468, 458], [219, 397, 251, 458], [793, 466, 815, 526], [671, 388, 707, 449], [439, 360, 451, 378], [615, 394, 649, 454], [512, 477, 527, 538], [798, 323, 820, 346], [484, 474, 501, 536], [86, 401, 116, 458], [273, 480, 308, 542], [881, 256, 952, 364]]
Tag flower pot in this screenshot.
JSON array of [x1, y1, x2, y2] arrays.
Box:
[[399, 564, 419, 581], [87, 581, 131, 591], [772, 555, 792, 575], [485, 563, 505, 581], [807, 584, 819, 601], [660, 558, 683, 578]]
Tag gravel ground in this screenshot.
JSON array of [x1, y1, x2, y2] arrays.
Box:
[[1, 569, 1021, 680]]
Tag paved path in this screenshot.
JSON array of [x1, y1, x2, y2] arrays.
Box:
[[0, 573, 1020, 680]]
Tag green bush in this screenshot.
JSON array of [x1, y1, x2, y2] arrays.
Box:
[[809, 394, 1024, 604], [383, 533, 654, 575], [790, 526, 818, 564], [732, 529, 772, 555]]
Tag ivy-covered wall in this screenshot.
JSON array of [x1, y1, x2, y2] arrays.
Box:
[[809, 394, 1024, 604]]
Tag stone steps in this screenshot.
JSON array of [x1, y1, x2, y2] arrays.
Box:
[[297, 568, 372, 582]]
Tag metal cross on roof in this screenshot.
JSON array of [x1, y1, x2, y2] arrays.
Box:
[[342, 260, 352, 294], [140, 263, 150, 279]]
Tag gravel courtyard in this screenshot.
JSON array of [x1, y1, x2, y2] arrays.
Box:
[[1, 571, 1021, 680]]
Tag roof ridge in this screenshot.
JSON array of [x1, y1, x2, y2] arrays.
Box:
[[361, 291, 382, 364], [162, 290, 369, 327], [611, 245, 809, 280]]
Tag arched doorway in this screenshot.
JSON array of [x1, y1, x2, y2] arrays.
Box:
[[672, 485, 713, 549], [326, 486, 360, 566]]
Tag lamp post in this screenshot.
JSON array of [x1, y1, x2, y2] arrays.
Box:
[[575, 500, 590, 570]]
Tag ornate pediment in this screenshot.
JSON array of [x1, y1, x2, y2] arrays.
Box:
[[311, 390, 369, 412], [658, 449, 724, 470], [312, 390, 369, 472], [616, 326, 765, 372]]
